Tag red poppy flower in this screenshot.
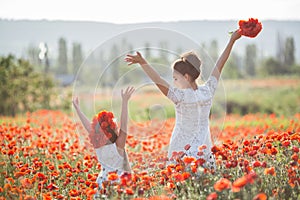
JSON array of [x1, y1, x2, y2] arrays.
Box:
[[46, 183, 59, 191], [125, 188, 134, 195], [195, 158, 206, 167], [238, 18, 262, 38], [206, 192, 218, 200], [149, 195, 172, 200], [252, 161, 261, 168], [183, 156, 196, 164], [184, 144, 191, 151], [232, 176, 247, 192], [282, 140, 290, 147], [214, 178, 232, 192], [253, 193, 267, 200], [107, 172, 119, 181], [69, 189, 80, 197], [264, 167, 276, 176], [232, 172, 257, 192], [292, 146, 299, 153]]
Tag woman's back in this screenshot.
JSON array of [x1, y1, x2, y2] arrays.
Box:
[[167, 75, 218, 160]]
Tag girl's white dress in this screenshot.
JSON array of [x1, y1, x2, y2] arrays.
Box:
[[95, 143, 130, 188], [167, 75, 218, 169]]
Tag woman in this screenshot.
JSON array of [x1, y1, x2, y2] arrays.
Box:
[[124, 30, 241, 169]]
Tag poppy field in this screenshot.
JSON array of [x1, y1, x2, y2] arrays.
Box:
[[0, 109, 299, 200]]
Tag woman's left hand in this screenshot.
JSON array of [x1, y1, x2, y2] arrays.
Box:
[[231, 29, 242, 41], [124, 52, 146, 65]]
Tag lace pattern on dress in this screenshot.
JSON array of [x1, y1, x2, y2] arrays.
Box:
[[166, 75, 218, 170], [205, 75, 218, 95], [167, 87, 185, 104]]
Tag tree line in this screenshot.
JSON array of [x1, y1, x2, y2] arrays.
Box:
[[1, 34, 299, 116], [25, 34, 299, 82], [214, 35, 299, 79]]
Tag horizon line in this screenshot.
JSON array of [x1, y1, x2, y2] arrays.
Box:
[[1, 17, 300, 25]]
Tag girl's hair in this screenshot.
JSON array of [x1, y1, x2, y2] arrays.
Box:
[[95, 123, 118, 144], [173, 51, 201, 81], [108, 129, 118, 144]]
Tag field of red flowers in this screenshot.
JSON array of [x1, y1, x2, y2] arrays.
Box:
[[0, 110, 299, 199]]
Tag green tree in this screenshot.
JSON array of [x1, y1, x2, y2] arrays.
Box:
[[260, 57, 283, 76], [145, 42, 151, 59], [121, 38, 128, 53], [57, 37, 68, 74], [27, 44, 40, 69], [244, 44, 257, 76], [199, 43, 211, 80], [276, 32, 284, 64], [72, 42, 83, 74], [0, 55, 56, 116], [209, 40, 219, 62], [284, 37, 295, 67], [222, 52, 242, 79], [159, 41, 169, 65], [109, 44, 120, 86]]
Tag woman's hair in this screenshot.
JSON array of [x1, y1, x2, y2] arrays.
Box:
[[173, 51, 201, 81]]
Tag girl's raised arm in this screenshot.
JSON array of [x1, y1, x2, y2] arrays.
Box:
[[72, 97, 92, 133], [115, 86, 135, 151], [211, 30, 241, 80], [124, 52, 170, 96]]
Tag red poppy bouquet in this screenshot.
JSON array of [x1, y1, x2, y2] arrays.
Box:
[[89, 110, 118, 148], [238, 18, 262, 38]]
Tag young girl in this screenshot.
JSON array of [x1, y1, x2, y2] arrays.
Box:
[[125, 30, 241, 169], [72, 86, 135, 189]]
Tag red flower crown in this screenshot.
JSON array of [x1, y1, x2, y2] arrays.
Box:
[[89, 110, 118, 148], [238, 18, 262, 38]]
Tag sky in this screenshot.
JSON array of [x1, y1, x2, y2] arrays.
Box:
[[1, 0, 300, 24]]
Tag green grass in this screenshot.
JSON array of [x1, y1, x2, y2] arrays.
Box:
[[68, 76, 300, 122], [213, 77, 300, 117]]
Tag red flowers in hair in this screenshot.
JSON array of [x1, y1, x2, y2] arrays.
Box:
[[89, 110, 118, 148], [238, 18, 262, 38]]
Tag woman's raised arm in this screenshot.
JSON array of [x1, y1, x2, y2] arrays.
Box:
[[211, 30, 241, 80], [124, 52, 170, 96]]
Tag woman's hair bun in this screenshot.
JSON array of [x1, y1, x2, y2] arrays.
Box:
[[181, 51, 201, 69]]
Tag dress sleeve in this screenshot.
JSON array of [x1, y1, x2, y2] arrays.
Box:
[[205, 75, 218, 96], [167, 86, 184, 104]]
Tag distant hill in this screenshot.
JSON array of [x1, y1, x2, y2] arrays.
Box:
[[1, 19, 300, 61]]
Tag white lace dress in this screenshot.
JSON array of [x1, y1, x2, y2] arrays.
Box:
[[95, 143, 130, 189], [167, 75, 218, 169]]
